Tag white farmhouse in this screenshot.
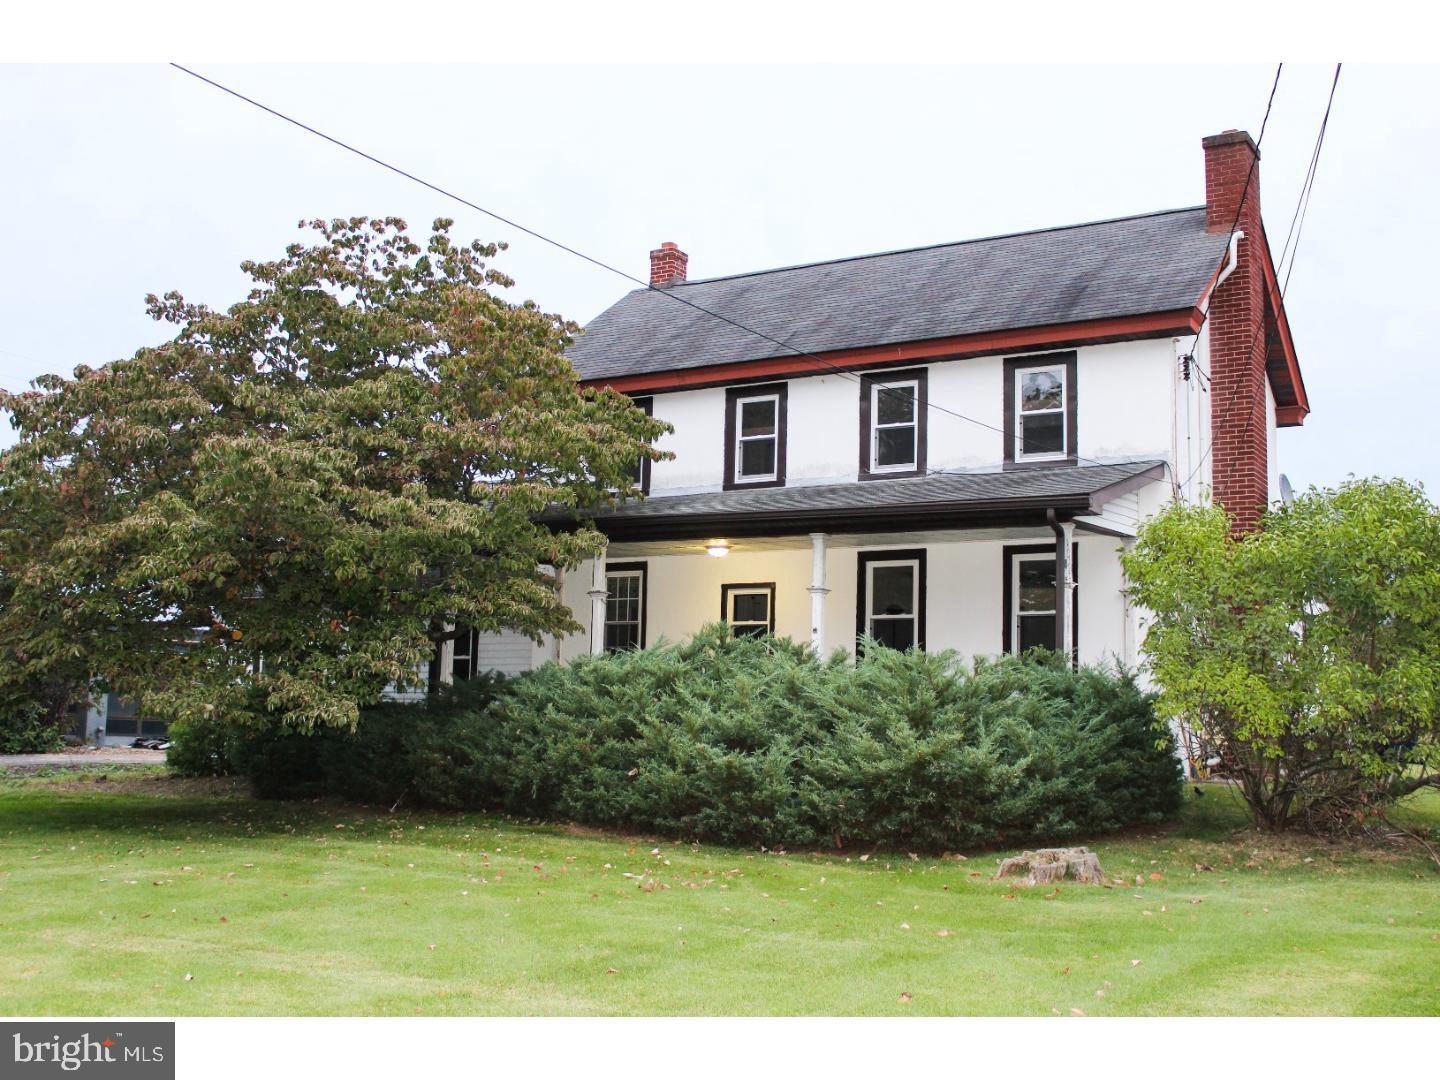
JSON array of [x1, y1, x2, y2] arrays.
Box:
[[447, 127, 1307, 678]]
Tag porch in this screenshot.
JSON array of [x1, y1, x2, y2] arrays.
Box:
[[550, 461, 1167, 667]]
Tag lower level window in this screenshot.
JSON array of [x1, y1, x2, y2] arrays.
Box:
[[451, 625, 482, 680], [604, 562, 647, 652], [1013, 554, 1058, 653], [1004, 545, 1078, 655], [857, 550, 926, 651], [722, 583, 776, 637]]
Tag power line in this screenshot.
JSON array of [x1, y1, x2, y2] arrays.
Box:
[[169, 63, 1110, 475], [1178, 63, 1284, 386], [1280, 65, 1342, 297], [1179, 64, 1342, 497]]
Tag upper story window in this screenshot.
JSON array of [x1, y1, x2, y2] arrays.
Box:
[[629, 395, 653, 494], [859, 368, 928, 480], [1004, 352, 1078, 467], [724, 383, 788, 490]]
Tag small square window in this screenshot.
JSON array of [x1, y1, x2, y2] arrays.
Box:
[[723, 583, 775, 638]]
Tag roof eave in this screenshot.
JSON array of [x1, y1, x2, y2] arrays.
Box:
[[578, 308, 1205, 395]]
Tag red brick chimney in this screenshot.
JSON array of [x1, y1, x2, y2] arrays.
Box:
[[649, 242, 688, 287], [1202, 130, 1269, 533]]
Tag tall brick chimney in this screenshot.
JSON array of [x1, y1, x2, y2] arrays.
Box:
[[1202, 130, 1269, 532], [649, 242, 688, 287]]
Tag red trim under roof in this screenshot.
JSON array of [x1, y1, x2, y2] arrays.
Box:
[[580, 308, 1205, 395]]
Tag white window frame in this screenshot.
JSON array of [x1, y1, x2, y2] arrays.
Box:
[[868, 379, 920, 474], [733, 392, 780, 484], [1014, 363, 1068, 462], [865, 558, 920, 646], [724, 585, 774, 637], [604, 567, 646, 652], [1010, 551, 1057, 655]]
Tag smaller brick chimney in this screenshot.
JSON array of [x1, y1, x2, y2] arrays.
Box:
[[649, 242, 688, 287]]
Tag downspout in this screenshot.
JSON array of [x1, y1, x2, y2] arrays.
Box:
[[1212, 230, 1244, 295]]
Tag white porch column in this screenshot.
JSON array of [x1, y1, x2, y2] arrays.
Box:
[[587, 546, 608, 656], [808, 532, 830, 654], [1055, 520, 1076, 663]]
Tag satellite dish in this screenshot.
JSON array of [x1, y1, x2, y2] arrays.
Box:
[[1279, 473, 1295, 505]]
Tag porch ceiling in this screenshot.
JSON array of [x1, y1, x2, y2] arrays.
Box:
[[606, 525, 1067, 559]]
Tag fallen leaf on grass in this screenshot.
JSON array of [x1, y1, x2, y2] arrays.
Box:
[[1069, 1008, 1086, 1016], [899, 992, 913, 1004], [1042, 888, 1061, 900], [1130, 959, 1142, 967], [1149, 872, 1163, 881], [1195, 863, 1214, 872], [604, 967, 619, 975]]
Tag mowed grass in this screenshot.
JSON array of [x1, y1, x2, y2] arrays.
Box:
[[0, 768, 1436, 1016]]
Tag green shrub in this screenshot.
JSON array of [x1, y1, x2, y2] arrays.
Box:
[[0, 678, 78, 754], [179, 626, 1180, 850], [166, 713, 235, 777], [195, 675, 506, 804], [486, 625, 1181, 851], [224, 726, 327, 800]]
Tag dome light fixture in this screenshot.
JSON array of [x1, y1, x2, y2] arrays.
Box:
[[705, 539, 731, 558]]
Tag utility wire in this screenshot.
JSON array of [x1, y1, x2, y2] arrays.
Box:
[[1178, 63, 1284, 385], [1280, 65, 1342, 297], [1179, 64, 1341, 496], [171, 63, 1125, 476]]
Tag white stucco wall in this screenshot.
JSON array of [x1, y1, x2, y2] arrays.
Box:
[[559, 534, 1134, 669], [641, 337, 1185, 496]]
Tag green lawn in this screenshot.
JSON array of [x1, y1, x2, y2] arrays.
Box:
[[0, 768, 1436, 1016]]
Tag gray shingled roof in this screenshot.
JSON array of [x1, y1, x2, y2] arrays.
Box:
[[556, 461, 1166, 540], [567, 208, 1224, 382]]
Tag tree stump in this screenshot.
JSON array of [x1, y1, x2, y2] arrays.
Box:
[[995, 847, 1106, 886]]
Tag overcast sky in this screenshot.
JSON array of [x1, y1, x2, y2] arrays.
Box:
[[2, 63, 1435, 493]]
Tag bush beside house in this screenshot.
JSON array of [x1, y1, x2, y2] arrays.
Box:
[[172, 626, 1180, 850]]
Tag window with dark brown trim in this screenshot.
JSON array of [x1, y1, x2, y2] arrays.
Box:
[[1003, 352, 1078, 468], [723, 383, 787, 490], [720, 582, 776, 637], [856, 549, 927, 652], [859, 368, 928, 480], [630, 395, 653, 494], [1001, 544, 1078, 657]]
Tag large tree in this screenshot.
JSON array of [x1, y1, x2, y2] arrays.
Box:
[[0, 217, 667, 731], [1122, 478, 1440, 831]]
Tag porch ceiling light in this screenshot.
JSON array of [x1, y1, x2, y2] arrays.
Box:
[[705, 540, 731, 558]]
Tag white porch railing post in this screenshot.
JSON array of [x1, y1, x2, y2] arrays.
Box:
[[808, 532, 830, 655], [588, 546, 608, 656]]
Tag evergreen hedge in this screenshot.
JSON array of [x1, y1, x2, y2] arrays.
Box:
[[174, 625, 1181, 850], [485, 626, 1181, 849]]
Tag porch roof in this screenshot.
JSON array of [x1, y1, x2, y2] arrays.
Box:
[[561, 460, 1166, 542]]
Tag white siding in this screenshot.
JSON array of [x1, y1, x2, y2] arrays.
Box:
[[472, 630, 543, 677]]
